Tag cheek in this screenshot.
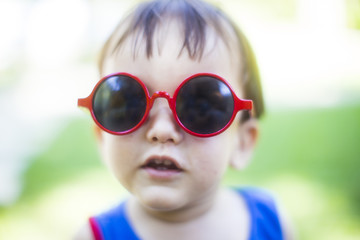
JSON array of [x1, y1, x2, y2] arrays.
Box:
[[197, 148, 227, 172], [101, 134, 140, 182], [186, 136, 234, 186]]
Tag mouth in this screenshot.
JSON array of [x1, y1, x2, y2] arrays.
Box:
[[141, 156, 183, 173]]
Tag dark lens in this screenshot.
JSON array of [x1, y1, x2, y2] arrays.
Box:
[[176, 76, 234, 135], [93, 75, 147, 132]]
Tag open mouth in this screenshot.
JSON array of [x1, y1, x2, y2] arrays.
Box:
[[142, 157, 182, 172]]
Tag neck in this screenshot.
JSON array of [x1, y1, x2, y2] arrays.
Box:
[[127, 188, 250, 240], [129, 188, 222, 224]]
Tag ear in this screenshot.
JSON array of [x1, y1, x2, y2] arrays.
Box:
[[229, 118, 259, 170]]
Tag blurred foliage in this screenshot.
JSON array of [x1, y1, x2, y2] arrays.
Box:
[[19, 117, 102, 203], [346, 0, 360, 29], [0, 62, 27, 88], [243, 0, 297, 19], [253, 104, 360, 209], [221, 0, 297, 21]]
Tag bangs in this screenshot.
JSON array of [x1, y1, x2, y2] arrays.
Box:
[[100, 0, 233, 64]]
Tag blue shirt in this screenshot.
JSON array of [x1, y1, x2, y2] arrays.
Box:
[[89, 187, 283, 240]]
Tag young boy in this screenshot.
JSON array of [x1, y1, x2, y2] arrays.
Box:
[[76, 0, 292, 239]]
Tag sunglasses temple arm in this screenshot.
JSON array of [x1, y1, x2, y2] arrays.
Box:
[[78, 96, 92, 109], [237, 99, 255, 118], [243, 99, 253, 111]]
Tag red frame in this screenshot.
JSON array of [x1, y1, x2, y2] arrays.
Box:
[[78, 72, 253, 137]]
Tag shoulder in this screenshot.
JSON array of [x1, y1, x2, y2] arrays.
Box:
[[73, 222, 94, 240], [236, 187, 296, 240], [237, 187, 279, 215]]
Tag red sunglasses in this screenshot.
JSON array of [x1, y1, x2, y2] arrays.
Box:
[[78, 72, 253, 137]]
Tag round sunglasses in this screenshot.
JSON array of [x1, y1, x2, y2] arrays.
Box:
[[78, 72, 253, 137]]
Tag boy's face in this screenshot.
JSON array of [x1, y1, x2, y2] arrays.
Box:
[[98, 23, 257, 213]]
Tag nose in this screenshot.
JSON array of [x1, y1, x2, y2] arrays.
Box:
[[145, 99, 183, 144]]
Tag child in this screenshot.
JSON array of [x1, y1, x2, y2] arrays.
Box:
[[76, 0, 292, 239]]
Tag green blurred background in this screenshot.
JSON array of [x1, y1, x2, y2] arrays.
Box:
[[0, 0, 359, 239]]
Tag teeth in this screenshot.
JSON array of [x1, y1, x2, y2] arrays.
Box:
[[164, 160, 172, 166], [153, 159, 173, 166], [144, 158, 181, 171]]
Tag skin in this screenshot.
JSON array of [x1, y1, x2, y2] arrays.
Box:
[[74, 20, 259, 240]]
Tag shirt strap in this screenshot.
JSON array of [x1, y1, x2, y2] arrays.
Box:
[[237, 187, 284, 240]]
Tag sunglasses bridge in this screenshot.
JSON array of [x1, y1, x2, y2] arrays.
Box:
[[149, 91, 174, 107]]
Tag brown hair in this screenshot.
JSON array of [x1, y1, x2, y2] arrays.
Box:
[[98, 0, 264, 119]]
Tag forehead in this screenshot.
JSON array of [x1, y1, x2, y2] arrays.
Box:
[[103, 22, 242, 94]]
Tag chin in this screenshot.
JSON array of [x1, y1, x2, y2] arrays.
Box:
[[137, 186, 187, 212]]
